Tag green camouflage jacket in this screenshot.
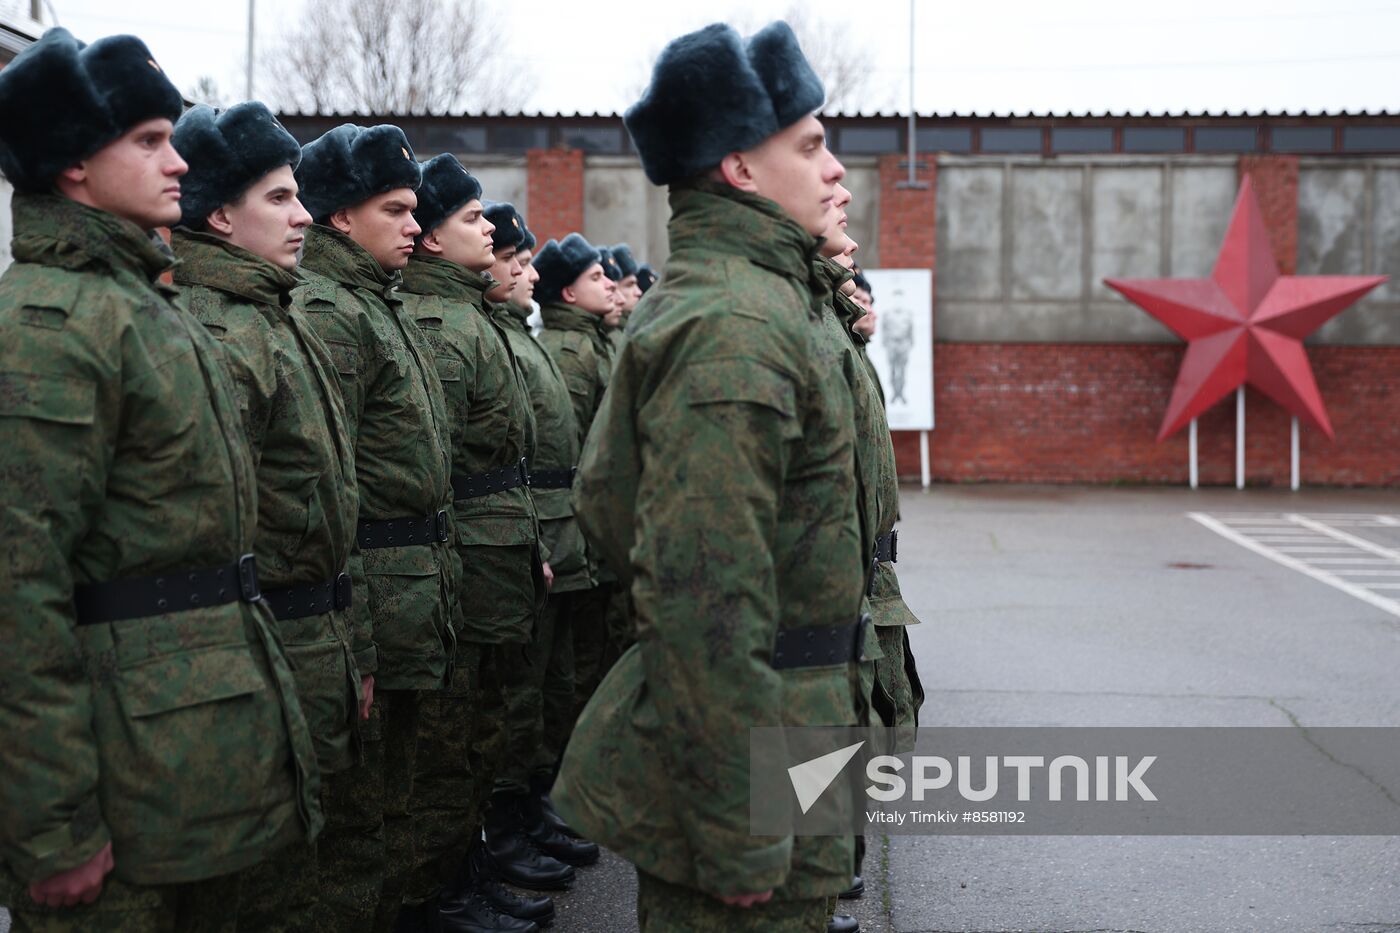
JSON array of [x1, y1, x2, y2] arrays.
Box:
[[399, 255, 544, 642], [537, 300, 612, 444], [0, 195, 320, 887], [552, 182, 867, 901], [294, 225, 455, 691], [174, 230, 363, 773], [818, 260, 919, 630], [492, 301, 593, 594]]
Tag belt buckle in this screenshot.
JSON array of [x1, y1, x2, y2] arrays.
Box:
[[334, 572, 353, 611], [568, 466, 578, 483], [434, 509, 450, 543], [889, 529, 899, 563], [237, 553, 262, 603], [518, 457, 530, 486], [853, 612, 870, 663]]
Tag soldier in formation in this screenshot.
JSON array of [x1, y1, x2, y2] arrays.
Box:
[[0, 15, 924, 933]]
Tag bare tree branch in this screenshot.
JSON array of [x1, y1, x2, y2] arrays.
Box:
[[262, 0, 534, 114]]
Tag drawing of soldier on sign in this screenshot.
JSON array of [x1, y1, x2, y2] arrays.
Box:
[[865, 269, 934, 432], [882, 303, 915, 405]]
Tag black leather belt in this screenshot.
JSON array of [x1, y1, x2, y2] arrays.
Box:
[[528, 466, 577, 490], [73, 554, 262, 626], [771, 614, 868, 670], [874, 530, 898, 563], [263, 572, 353, 621], [451, 458, 529, 501], [357, 511, 450, 550]]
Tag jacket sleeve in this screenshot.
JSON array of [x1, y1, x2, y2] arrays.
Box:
[[298, 295, 377, 675], [589, 350, 801, 897], [0, 304, 116, 883]]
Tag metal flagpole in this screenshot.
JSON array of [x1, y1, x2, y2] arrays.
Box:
[[246, 0, 255, 99], [1189, 418, 1198, 489], [1291, 417, 1300, 491], [1235, 386, 1245, 490]]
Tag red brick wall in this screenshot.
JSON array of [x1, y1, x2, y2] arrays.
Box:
[[891, 344, 1400, 487], [526, 148, 585, 245], [877, 154, 937, 273], [1238, 155, 1299, 274]]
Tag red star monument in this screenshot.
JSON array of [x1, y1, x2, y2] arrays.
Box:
[[1106, 177, 1386, 441]]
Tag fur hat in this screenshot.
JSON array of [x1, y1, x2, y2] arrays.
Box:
[[597, 246, 623, 282], [636, 264, 658, 293], [0, 28, 184, 193], [484, 201, 527, 252], [295, 123, 421, 224], [533, 233, 601, 304], [414, 153, 483, 237], [172, 102, 302, 230], [623, 20, 824, 186], [519, 221, 537, 253], [611, 243, 639, 279]]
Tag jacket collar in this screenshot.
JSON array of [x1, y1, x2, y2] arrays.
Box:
[[10, 193, 176, 283], [299, 223, 400, 297], [170, 228, 299, 309]]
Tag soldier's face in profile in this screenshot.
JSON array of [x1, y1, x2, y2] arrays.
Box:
[[427, 198, 496, 272], [332, 187, 421, 272], [511, 248, 538, 307], [60, 118, 187, 229], [852, 301, 877, 338], [208, 165, 312, 271], [562, 263, 614, 315], [733, 114, 845, 238], [486, 245, 523, 303], [819, 183, 853, 259], [618, 274, 643, 311]]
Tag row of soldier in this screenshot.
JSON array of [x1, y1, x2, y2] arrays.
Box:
[[0, 16, 921, 933]]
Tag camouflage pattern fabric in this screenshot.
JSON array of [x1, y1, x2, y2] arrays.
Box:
[[3, 865, 245, 933], [530, 592, 577, 772], [566, 583, 614, 725], [315, 710, 387, 933], [173, 229, 362, 775], [400, 255, 543, 646], [233, 841, 317, 933], [293, 224, 456, 692], [372, 690, 421, 930], [635, 871, 834, 933], [0, 194, 319, 892], [537, 299, 612, 446], [553, 181, 867, 902]]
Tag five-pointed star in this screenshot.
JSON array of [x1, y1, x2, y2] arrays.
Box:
[[1106, 177, 1386, 441]]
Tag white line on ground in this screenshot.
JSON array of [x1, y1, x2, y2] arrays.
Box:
[[1286, 514, 1400, 562], [1187, 512, 1400, 620]]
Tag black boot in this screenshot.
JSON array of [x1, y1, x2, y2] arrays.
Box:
[[521, 790, 599, 867], [529, 770, 582, 840], [827, 914, 860, 933], [464, 839, 556, 928], [484, 793, 576, 891], [439, 891, 540, 933], [394, 897, 444, 933]]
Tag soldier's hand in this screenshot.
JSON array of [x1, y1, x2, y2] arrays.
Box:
[[542, 561, 555, 591], [360, 674, 375, 721], [717, 889, 773, 908], [29, 841, 114, 907]]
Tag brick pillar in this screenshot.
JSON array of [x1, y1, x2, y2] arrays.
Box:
[[877, 154, 938, 478], [1237, 155, 1299, 274], [526, 147, 585, 245]]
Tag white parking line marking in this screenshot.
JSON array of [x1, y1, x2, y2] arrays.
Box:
[[1188, 512, 1400, 620]]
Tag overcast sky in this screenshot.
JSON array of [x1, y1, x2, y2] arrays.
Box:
[[26, 0, 1400, 116]]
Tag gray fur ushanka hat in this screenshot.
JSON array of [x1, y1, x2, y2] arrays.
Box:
[[295, 123, 422, 224], [623, 20, 824, 186], [172, 102, 302, 229], [0, 28, 184, 193], [414, 153, 484, 236]]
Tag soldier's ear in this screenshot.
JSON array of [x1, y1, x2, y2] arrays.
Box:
[[206, 205, 234, 237], [717, 151, 758, 193], [419, 228, 444, 256], [328, 207, 354, 236], [560, 282, 577, 304]]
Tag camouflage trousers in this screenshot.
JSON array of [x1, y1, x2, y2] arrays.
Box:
[[569, 583, 614, 725], [531, 589, 578, 773], [491, 638, 542, 794], [635, 872, 834, 933], [314, 689, 421, 933], [604, 585, 636, 665], [235, 840, 317, 933], [3, 866, 245, 933], [406, 642, 493, 902]]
